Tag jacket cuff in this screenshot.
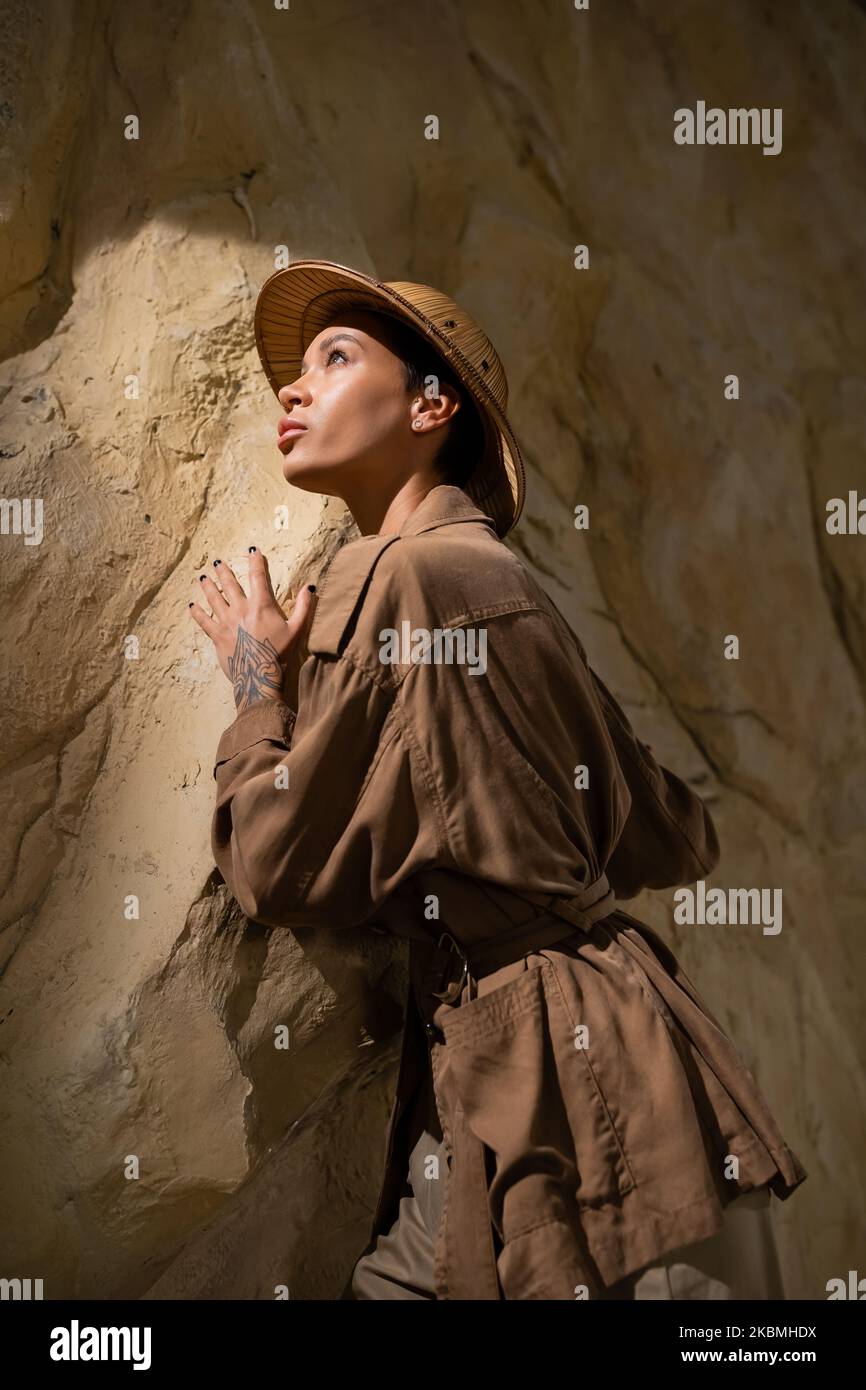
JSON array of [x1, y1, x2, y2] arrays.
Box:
[[213, 698, 297, 771]]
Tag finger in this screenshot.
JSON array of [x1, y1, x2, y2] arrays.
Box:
[[188, 598, 221, 640], [287, 584, 318, 640], [212, 558, 246, 603], [197, 571, 229, 611], [247, 548, 276, 604]]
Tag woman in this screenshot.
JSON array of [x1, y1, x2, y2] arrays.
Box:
[[190, 259, 807, 1300]]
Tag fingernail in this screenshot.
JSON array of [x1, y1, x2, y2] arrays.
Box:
[[248, 545, 257, 553], [213, 559, 221, 566], [188, 601, 194, 607], [199, 574, 206, 581], [307, 583, 316, 593]]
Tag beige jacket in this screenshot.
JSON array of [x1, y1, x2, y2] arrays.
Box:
[[211, 484, 807, 1299]]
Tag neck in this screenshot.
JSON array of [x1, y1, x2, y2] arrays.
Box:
[[344, 475, 443, 538]]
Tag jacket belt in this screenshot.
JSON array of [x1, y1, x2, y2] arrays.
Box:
[[429, 872, 615, 1004]]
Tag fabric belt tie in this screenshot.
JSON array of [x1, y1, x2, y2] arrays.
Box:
[[429, 872, 615, 1007]]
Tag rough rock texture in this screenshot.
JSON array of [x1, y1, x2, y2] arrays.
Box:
[[1, 0, 864, 1300]]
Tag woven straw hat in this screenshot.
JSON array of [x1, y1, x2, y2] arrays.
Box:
[[254, 259, 526, 538]]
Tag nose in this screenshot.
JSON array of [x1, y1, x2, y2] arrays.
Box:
[[277, 380, 304, 409]]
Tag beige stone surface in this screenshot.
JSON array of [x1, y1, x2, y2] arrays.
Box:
[[1, 0, 864, 1299]]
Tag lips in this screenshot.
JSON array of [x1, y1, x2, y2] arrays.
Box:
[[277, 414, 308, 449]]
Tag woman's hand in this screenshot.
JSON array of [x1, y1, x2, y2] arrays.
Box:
[[189, 549, 318, 713]]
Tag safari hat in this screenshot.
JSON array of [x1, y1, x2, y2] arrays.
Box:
[[253, 259, 526, 538]]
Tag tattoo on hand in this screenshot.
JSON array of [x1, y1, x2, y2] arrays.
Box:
[[228, 626, 284, 712]]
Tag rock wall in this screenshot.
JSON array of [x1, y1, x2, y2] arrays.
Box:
[[1, 0, 864, 1299]]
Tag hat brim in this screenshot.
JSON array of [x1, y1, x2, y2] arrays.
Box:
[[254, 259, 525, 538]]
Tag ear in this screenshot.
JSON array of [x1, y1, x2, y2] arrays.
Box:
[[437, 380, 462, 418], [417, 379, 462, 427]]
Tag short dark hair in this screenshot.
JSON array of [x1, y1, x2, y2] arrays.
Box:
[[378, 315, 486, 490]]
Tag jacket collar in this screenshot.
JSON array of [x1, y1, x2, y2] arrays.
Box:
[[396, 484, 496, 538], [307, 487, 497, 659]]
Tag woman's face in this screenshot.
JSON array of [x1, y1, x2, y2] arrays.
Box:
[[274, 308, 434, 495]]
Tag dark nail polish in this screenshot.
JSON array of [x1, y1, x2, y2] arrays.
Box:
[[188, 601, 194, 607], [213, 558, 221, 566], [199, 574, 206, 581], [307, 583, 316, 593], [248, 545, 257, 553]]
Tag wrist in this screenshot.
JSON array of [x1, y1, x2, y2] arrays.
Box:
[[234, 690, 289, 716]]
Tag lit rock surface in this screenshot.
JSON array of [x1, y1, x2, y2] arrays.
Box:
[[1, 0, 863, 1299]]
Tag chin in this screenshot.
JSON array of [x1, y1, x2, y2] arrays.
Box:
[[280, 454, 340, 496], [279, 445, 315, 482]]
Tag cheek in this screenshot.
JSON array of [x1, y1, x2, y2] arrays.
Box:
[[327, 378, 403, 445]]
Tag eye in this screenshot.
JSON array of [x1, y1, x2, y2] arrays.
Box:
[[327, 347, 348, 365]]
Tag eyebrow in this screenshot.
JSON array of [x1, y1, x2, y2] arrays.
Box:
[[300, 332, 363, 375]]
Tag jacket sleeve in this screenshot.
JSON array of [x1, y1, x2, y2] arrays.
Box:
[[210, 655, 444, 929], [586, 664, 722, 898]]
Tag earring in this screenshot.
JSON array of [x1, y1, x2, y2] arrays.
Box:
[[412, 419, 424, 429]]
